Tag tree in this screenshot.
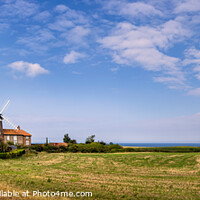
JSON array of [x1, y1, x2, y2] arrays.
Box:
[[63, 134, 77, 144], [63, 134, 71, 143], [70, 139, 77, 144], [85, 135, 95, 144]]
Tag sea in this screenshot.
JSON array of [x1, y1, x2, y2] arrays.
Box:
[[118, 143, 200, 147]]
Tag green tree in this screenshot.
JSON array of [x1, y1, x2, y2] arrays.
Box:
[[63, 134, 71, 143], [85, 135, 95, 144], [63, 134, 77, 144]]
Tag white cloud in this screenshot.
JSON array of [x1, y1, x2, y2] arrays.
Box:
[[55, 5, 69, 13], [17, 28, 55, 51], [110, 67, 119, 72], [184, 47, 200, 80], [48, 6, 90, 47], [119, 2, 162, 17], [63, 51, 85, 64], [103, 1, 162, 17], [55, 5, 89, 24], [72, 71, 82, 75], [99, 20, 190, 87], [175, 0, 200, 13], [8, 61, 49, 77], [185, 47, 200, 59], [33, 11, 51, 21], [188, 88, 200, 96], [65, 26, 90, 44], [0, 0, 38, 17], [48, 19, 74, 31], [153, 76, 185, 85]]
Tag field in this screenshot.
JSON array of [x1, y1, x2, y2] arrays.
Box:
[[0, 152, 200, 199]]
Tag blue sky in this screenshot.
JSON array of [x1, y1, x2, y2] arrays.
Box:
[[0, 0, 200, 143]]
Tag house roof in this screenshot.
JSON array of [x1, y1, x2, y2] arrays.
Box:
[[50, 143, 68, 147], [3, 129, 32, 136]]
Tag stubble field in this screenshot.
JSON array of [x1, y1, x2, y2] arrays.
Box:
[[0, 152, 200, 199]]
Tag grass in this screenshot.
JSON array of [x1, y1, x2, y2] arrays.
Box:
[[0, 152, 200, 199]]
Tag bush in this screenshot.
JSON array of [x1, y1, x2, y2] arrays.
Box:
[[29, 142, 125, 154], [7, 141, 14, 145], [44, 145, 60, 153], [67, 142, 123, 153], [68, 144, 79, 153], [30, 144, 44, 152], [59, 145, 68, 152], [0, 149, 25, 159]]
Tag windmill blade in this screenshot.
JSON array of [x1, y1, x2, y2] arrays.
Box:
[[1, 115, 18, 130], [0, 100, 10, 114]]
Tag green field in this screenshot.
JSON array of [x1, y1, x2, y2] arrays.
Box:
[[0, 152, 200, 199]]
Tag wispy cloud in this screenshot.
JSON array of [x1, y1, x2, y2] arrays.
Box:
[[17, 28, 55, 51], [8, 61, 49, 77], [175, 0, 200, 13], [188, 88, 200, 96], [63, 51, 85, 64], [0, 0, 38, 18], [72, 71, 82, 75], [99, 19, 190, 88], [103, 1, 162, 18], [33, 11, 51, 22], [184, 47, 200, 80], [0, 23, 9, 32]]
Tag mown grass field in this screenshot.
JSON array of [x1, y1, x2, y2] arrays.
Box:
[[0, 152, 200, 199]]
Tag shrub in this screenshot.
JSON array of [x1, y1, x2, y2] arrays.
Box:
[[59, 145, 68, 152], [0, 149, 25, 159], [30, 144, 44, 152], [44, 145, 59, 153], [68, 144, 79, 153], [7, 141, 14, 145]]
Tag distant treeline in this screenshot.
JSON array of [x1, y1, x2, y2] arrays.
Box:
[[29, 143, 200, 153]]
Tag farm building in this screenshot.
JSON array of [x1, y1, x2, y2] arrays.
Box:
[[0, 100, 32, 146], [0, 125, 32, 146], [3, 126, 31, 146]]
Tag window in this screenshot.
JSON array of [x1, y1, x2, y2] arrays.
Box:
[[13, 136, 17, 145], [26, 140, 29, 145], [7, 135, 10, 141], [26, 136, 29, 139]]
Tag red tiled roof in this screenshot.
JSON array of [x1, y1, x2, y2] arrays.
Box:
[[50, 143, 68, 147], [3, 129, 32, 136]]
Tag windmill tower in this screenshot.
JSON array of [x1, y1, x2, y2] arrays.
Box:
[[0, 100, 18, 138], [0, 114, 3, 138]]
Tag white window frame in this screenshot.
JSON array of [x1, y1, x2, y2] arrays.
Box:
[[26, 140, 29, 145], [13, 136, 17, 145], [26, 136, 29, 139], [7, 135, 10, 141]]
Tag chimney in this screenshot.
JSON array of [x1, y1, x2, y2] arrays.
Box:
[[17, 125, 20, 130]]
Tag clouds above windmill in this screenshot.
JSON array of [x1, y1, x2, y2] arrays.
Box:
[[63, 51, 85, 64], [8, 61, 49, 77]]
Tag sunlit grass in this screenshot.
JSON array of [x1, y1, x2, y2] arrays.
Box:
[[0, 152, 200, 199]]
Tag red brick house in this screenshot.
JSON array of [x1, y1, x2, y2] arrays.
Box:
[[1, 126, 32, 146]]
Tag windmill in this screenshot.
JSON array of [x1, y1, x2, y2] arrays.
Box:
[[0, 100, 18, 137]]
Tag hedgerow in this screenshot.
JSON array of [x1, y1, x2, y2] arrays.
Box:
[[0, 149, 25, 159]]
